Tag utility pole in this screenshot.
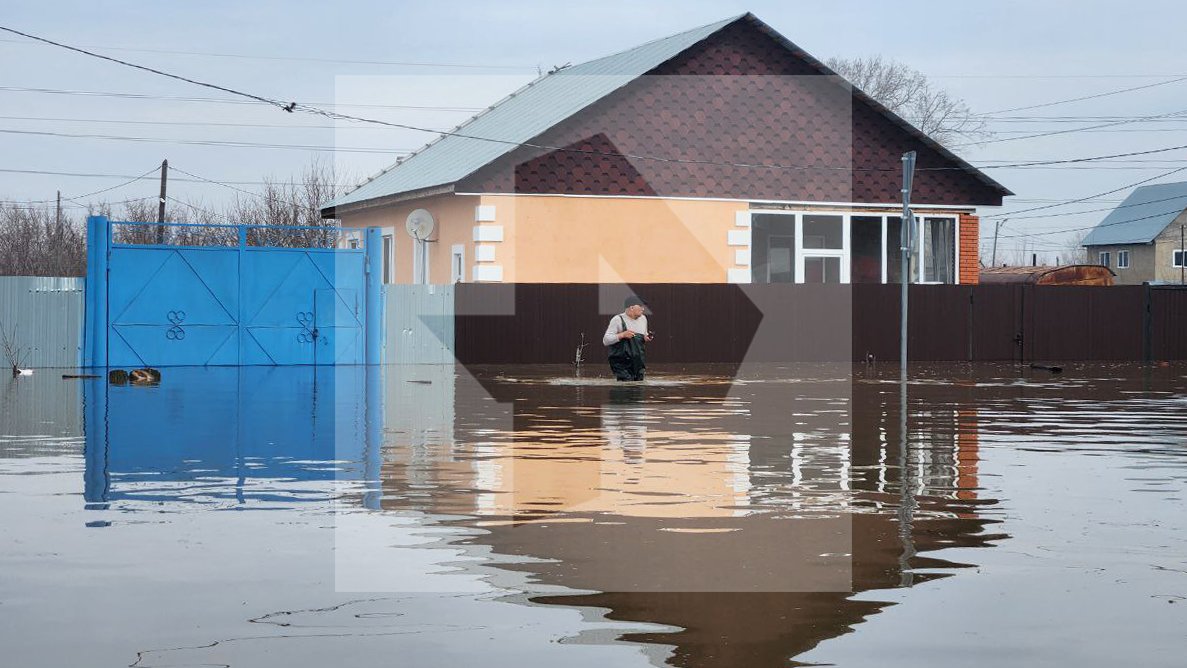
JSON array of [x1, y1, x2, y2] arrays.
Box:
[[157, 159, 168, 243], [900, 151, 916, 381], [55, 190, 61, 227], [1181, 224, 1184, 285], [991, 218, 1005, 267]]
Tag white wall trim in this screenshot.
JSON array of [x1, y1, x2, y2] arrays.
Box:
[[727, 229, 751, 246], [734, 210, 751, 227], [475, 205, 496, 222], [735, 249, 751, 266], [472, 264, 503, 282], [727, 268, 751, 283], [473, 225, 504, 242], [456, 191, 984, 212], [474, 245, 497, 262]]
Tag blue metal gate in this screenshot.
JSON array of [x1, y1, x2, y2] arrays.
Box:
[[83, 217, 384, 367]]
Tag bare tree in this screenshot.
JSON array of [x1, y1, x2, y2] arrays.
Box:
[[0, 160, 356, 276], [0, 203, 86, 276], [1063, 230, 1089, 264], [825, 55, 990, 148]]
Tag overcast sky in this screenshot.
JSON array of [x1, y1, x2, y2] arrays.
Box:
[[3, 0, 1187, 260]]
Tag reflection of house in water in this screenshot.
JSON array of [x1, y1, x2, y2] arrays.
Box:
[[379, 365, 1005, 667]]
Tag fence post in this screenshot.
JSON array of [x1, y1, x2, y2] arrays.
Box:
[[1143, 283, 1153, 363], [967, 287, 975, 362], [365, 227, 384, 365], [84, 216, 110, 368]]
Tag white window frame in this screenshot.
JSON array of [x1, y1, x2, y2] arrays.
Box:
[[1099, 251, 1111, 268], [1173, 249, 1185, 268], [1117, 250, 1129, 269], [916, 216, 959, 285], [450, 244, 466, 283], [381, 233, 394, 283], [747, 210, 960, 285]]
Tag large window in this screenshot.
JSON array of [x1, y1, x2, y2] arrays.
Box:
[[1098, 251, 1111, 268], [1173, 249, 1185, 268], [851, 216, 883, 284], [921, 217, 955, 283], [748, 211, 958, 285], [1117, 250, 1130, 269], [751, 214, 797, 283]]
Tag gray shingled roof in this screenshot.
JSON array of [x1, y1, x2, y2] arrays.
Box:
[[1082, 181, 1187, 246], [323, 15, 742, 212]]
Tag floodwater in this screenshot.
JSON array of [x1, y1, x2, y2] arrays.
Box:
[[1, 362, 1185, 667]]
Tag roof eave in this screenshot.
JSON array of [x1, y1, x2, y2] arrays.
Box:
[[320, 183, 457, 219]]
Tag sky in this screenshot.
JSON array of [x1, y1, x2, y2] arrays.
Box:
[[3, 0, 1187, 261]]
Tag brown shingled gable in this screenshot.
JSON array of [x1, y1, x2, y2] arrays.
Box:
[[460, 15, 1006, 206]]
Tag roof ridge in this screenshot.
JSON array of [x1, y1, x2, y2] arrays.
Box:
[[566, 13, 745, 73]]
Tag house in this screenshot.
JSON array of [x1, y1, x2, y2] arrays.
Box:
[[980, 264, 1115, 286], [321, 13, 1010, 286], [1081, 180, 1187, 285]]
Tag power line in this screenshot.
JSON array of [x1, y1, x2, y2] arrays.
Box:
[[993, 191, 1187, 221], [981, 76, 1187, 115], [0, 85, 485, 112], [998, 204, 1187, 241], [0, 114, 450, 130], [0, 36, 536, 71], [0, 167, 354, 187], [0, 128, 412, 155], [1, 165, 161, 204], [12, 20, 1187, 210], [982, 164, 1187, 218], [169, 165, 326, 214], [958, 106, 1187, 147]]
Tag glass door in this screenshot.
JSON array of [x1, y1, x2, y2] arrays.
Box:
[[796, 214, 849, 284]]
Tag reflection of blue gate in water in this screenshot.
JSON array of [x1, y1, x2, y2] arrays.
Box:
[[83, 366, 383, 507], [83, 217, 384, 367]]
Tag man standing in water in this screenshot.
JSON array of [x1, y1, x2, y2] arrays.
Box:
[[603, 295, 653, 381]]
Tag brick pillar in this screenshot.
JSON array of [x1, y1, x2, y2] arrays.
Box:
[[959, 214, 980, 284]]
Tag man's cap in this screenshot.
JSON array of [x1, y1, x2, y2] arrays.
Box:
[[624, 294, 646, 309]]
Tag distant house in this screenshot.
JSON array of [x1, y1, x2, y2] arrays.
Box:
[[322, 13, 1010, 285], [1082, 181, 1187, 285]]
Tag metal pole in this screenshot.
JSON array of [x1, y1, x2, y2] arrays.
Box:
[[900, 151, 916, 380], [1180, 224, 1184, 285], [991, 219, 1004, 267], [157, 159, 168, 243], [56, 190, 61, 227], [365, 227, 385, 365]]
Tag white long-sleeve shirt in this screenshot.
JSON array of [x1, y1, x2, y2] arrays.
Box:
[[603, 312, 648, 346]]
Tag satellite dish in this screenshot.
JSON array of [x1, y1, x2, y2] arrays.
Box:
[[405, 209, 436, 241]]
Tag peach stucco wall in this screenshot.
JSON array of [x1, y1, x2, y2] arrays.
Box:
[[338, 192, 983, 284], [337, 194, 479, 284], [478, 194, 745, 283]]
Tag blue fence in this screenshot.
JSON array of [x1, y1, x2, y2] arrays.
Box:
[[83, 217, 384, 367]]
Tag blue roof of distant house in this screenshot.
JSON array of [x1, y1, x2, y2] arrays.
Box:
[[1082, 181, 1187, 246]]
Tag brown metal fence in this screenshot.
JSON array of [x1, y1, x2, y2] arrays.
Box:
[[453, 284, 1187, 364]]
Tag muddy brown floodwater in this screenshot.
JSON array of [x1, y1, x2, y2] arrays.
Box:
[[1, 362, 1185, 667]]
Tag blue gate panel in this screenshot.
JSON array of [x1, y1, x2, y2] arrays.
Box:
[[316, 288, 363, 365], [111, 325, 239, 367], [86, 218, 380, 367]]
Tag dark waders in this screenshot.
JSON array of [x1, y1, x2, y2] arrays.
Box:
[[608, 315, 646, 381]]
